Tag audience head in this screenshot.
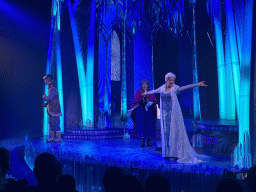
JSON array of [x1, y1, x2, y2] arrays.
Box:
[[33, 152, 60, 183], [57, 160, 63, 177], [121, 174, 144, 192], [215, 177, 243, 192], [57, 174, 77, 192], [145, 174, 170, 192], [0, 147, 10, 178], [223, 171, 236, 179], [247, 165, 256, 192], [103, 166, 124, 192]]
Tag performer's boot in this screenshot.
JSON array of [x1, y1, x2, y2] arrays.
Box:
[[46, 131, 54, 142], [54, 131, 62, 143], [147, 138, 153, 147], [141, 138, 145, 147]]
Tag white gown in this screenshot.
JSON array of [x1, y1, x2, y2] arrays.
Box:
[[147, 83, 206, 163]]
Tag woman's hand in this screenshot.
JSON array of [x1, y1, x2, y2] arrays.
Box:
[[197, 81, 207, 87], [141, 91, 147, 96]]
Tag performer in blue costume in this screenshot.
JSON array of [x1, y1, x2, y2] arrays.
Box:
[[142, 72, 207, 163]]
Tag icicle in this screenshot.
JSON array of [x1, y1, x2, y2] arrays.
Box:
[[248, 133, 250, 154], [179, 8, 182, 27], [167, 7, 170, 27]]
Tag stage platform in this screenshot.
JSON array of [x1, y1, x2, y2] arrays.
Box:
[[22, 136, 233, 192], [21, 119, 239, 192], [61, 119, 238, 155], [0, 132, 242, 192], [195, 119, 238, 154], [197, 119, 238, 132], [25, 136, 231, 170]]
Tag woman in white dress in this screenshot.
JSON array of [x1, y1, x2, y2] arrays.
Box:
[[142, 72, 207, 163]]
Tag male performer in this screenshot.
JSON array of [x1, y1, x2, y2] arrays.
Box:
[[43, 74, 62, 142]]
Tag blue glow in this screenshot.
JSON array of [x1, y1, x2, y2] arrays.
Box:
[[98, 33, 111, 127], [52, 0, 57, 16], [85, 0, 96, 126], [98, 33, 105, 124], [73, 0, 79, 13], [192, 6, 201, 121], [233, 0, 245, 66], [133, 31, 152, 95], [224, 30, 236, 120], [104, 40, 111, 126], [238, 0, 253, 145], [68, 0, 87, 126], [0, 0, 43, 45], [107, 39, 112, 119], [43, 88, 49, 136], [121, 3, 127, 120], [57, 8, 60, 30], [225, 0, 240, 119], [52, 0, 60, 30], [230, 0, 253, 169], [43, 17, 55, 136], [0, 1, 30, 22], [151, 41, 154, 89], [235, 19, 242, 66], [213, 2, 226, 119], [56, 32, 64, 133]]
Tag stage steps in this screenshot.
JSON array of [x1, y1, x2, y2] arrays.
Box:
[[63, 127, 124, 140]]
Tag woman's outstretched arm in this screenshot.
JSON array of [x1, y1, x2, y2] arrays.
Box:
[[178, 81, 207, 92], [143, 85, 163, 95]]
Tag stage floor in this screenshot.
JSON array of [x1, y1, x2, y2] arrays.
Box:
[[29, 137, 231, 170]]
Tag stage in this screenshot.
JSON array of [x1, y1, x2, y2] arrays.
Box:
[[26, 136, 231, 169], [21, 135, 231, 192], [26, 118, 236, 171], [0, 119, 238, 192], [0, 0, 255, 191]]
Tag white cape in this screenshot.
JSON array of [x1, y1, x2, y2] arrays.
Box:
[[149, 84, 207, 163]]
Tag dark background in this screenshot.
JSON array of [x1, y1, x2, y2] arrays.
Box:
[[0, 0, 52, 139]]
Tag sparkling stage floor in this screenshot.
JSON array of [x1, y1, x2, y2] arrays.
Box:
[[1, 135, 233, 192], [28, 137, 231, 170]]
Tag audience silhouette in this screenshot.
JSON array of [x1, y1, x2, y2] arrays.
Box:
[[215, 177, 243, 192], [145, 174, 170, 192], [121, 174, 144, 192], [57, 174, 78, 192], [4, 148, 256, 192], [246, 165, 256, 192], [30, 152, 61, 192], [102, 166, 124, 192], [0, 147, 12, 192]]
